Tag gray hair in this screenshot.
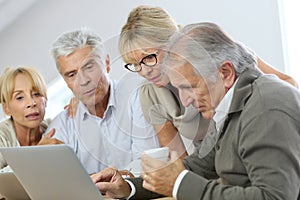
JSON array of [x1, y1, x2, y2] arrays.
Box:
[[165, 22, 257, 83], [51, 27, 105, 67]]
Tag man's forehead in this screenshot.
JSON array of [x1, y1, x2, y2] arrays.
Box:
[[166, 51, 185, 63], [169, 64, 198, 85]]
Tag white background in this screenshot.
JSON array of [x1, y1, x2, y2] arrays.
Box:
[[0, 0, 291, 119]]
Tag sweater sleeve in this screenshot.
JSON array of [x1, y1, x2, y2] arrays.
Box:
[[0, 119, 17, 169], [139, 82, 181, 125], [177, 110, 300, 200], [129, 177, 164, 200]]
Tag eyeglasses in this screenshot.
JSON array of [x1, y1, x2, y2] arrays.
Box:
[[124, 53, 158, 72]]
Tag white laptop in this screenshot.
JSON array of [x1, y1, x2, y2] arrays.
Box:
[[0, 172, 31, 200], [0, 145, 104, 200]]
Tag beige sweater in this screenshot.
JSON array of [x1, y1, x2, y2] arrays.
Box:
[[139, 81, 209, 143], [0, 118, 50, 169]]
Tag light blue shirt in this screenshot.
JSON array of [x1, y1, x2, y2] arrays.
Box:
[[46, 76, 160, 174]]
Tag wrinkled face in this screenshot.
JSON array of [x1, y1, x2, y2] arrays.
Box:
[[169, 62, 225, 120], [57, 46, 110, 108], [128, 48, 169, 87], [3, 74, 47, 129]]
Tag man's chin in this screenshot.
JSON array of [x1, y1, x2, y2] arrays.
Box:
[[81, 99, 96, 107]]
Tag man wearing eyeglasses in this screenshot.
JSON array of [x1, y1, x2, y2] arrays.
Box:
[[46, 28, 160, 175]]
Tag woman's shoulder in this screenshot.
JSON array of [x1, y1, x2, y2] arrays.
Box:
[[139, 81, 174, 99], [0, 118, 14, 135], [0, 118, 18, 147], [139, 81, 184, 121]]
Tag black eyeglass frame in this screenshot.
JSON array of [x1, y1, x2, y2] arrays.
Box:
[[124, 53, 158, 72]]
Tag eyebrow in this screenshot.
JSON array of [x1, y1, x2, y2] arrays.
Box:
[[177, 80, 198, 89], [12, 90, 23, 94], [13, 88, 37, 94], [81, 59, 95, 69], [63, 60, 96, 77]]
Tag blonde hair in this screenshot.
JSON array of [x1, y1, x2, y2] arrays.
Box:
[[119, 5, 179, 64], [0, 66, 47, 104]]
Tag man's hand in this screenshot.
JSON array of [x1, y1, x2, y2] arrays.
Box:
[[119, 169, 135, 178], [91, 167, 131, 199], [38, 129, 64, 145], [141, 151, 186, 197]]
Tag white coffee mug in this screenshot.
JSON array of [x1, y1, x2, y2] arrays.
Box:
[[143, 147, 169, 162]]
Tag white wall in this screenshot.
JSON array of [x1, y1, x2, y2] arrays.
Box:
[[281, 1, 300, 82], [0, 0, 285, 119], [0, 0, 285, 81]]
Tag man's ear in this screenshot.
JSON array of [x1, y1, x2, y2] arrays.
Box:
[[2, 103, 11, 116], [218, 61, 236, 90], [105, 54, 111, 73]]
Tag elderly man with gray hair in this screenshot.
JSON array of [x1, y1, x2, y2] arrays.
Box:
[[46, 28, 160, 175], [91, 22, 300, 200]]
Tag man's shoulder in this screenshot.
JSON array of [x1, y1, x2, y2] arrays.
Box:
[[112, 75, 143, 105], [49, 109, 71, 126], [45, 108, 81, 136], [254, 74, 300, 99], [246, 74, 300, 113], [114, 73, 143, 94]]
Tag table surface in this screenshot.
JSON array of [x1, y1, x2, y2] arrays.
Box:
[[0, 193, 175, 200], [104, 197, 174, 200]]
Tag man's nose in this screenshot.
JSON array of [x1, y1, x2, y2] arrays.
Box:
[[179, 90, 194, 107], [77, 72, 90, 86]]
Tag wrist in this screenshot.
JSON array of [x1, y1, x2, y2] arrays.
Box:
[[124, 179, 136, 199]]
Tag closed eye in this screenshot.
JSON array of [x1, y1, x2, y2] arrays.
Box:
[[16, 95, 24, 101], [64, 71, 77, 79], [32, 92, 41, 97], [82, 60, 97, 71]]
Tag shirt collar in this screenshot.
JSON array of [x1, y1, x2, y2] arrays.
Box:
[[213, 78, 238, 132]]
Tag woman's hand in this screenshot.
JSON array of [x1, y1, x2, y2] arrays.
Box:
[[64, 97, 79, 118], [38, 129, 63, 145]]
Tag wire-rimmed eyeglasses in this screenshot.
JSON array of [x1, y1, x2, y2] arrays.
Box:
[[124, 53, 158, 72]]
